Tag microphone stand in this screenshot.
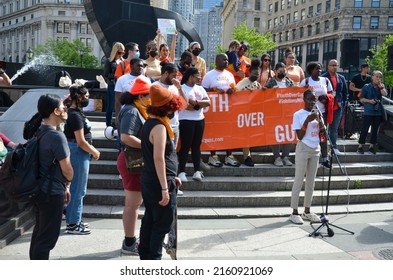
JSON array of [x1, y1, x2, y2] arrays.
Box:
[[309, 105, 355, 237]]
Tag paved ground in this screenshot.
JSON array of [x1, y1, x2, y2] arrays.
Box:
[[0, 211, 392, 260]]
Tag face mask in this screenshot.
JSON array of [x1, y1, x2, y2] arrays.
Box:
[[149, 50, 158, 57], [192, 49, 200, 56], [249, 75, 258, 82], [167, 112, 175, 119], [81, 98, 89, 107], [277, 72, 286, 79], [134, 51, 140, 58]]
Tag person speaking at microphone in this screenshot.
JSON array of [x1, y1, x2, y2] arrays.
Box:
[[289, 89, 323, 225]]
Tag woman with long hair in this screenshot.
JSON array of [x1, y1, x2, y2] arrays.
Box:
[[258, 53, 275, 87], [117, 76, 151, 255], [138, 84, 185, 260], [284, 48, 305, 86], [177, 67, 210, 182], [104, 42, 125, 126], [29, 94, 73, 259], [187, 42, 206, 79], [144, 40, 161, 81], [64, 85, 100, 234], [157, 29, 177, 63]]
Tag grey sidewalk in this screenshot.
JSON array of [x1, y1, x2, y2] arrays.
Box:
[[0, 211, 392, 260]]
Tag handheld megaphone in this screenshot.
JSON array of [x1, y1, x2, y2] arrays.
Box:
[[104, 126, 118, 140]]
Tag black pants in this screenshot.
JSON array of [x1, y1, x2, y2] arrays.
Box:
[[359, 115, 382, 145], [29, 192, 64, 260], [138, 192, 175, 260], [178, 119, 205, 173]]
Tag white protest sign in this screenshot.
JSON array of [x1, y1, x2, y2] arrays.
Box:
[[157, 18, 176, 34]]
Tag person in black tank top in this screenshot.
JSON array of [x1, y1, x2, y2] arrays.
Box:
[[138, 84, 185, 260]]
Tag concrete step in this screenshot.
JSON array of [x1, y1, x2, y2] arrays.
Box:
[[82, 202, 393, 219]]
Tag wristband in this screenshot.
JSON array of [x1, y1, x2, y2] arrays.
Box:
[[161, 188, 168, 191]]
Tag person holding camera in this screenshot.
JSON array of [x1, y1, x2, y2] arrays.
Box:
[[357, 71, 387, 155]]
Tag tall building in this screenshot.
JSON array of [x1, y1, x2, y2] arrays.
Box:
[[0, 0, 103, 63], [204, 0, 222, 8], [222, 0, 266, 49], [194, 0, 203, 10], [222, 0, 393, 70]]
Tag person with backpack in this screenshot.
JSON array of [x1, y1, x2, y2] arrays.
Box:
[[63, 85, 100, 235], [29, 94, 73, 260]]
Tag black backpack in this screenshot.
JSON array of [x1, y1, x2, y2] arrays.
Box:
[[0, 130, 52, 202]]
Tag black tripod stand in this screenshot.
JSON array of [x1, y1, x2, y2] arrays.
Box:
[[309, 106, 355, 237]]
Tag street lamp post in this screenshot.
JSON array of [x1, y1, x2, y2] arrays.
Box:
[[79, 49, 84, 67], [26, 47, 33, 62]]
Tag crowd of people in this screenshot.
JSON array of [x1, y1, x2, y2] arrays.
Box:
[[0, 32, 389, 259]]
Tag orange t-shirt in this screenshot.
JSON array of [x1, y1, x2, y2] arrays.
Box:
[[228, 55, 251, 84]]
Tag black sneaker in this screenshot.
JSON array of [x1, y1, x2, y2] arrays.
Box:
[[320, 160, 331, 169], [244, 156, 255, 167], [66, 223, 91, 235], [368, 147, 376, 154], [357, 147, 364, 154]]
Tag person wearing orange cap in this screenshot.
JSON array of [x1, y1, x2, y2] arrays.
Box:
[[117, 75, 151, 255], [138, 84, 185, 260]]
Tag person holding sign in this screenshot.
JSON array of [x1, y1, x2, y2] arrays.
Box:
[[289, 89, 322, 225], [156, 29, 177, 64]]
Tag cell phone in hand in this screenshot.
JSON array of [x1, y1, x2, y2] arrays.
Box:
[[311, 108, 318, 114]]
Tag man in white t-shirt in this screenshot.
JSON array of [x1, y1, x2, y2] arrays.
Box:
[[201, 53, 238, 167], [114, 58, 144, 125]]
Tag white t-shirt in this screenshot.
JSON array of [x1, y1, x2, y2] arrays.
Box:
[[300, 77, 332, 113], [201, 69, 235, 91], [292, 108, 320, 149], [153, 81, 180, 127], [114, 74, 139, 93], [276, 80, 287, 88], [179, 84, 208, 121]]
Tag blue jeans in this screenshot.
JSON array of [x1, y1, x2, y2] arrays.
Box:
[[106, 84, 115, 126], [66, 141, 90, 225], [329, 108, 343, 148]]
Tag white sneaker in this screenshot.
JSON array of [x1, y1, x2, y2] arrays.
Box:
[[274, 157, 284, 167], [332, 148, 342, 155], [177, 189, 183, 196], [178, 172, 187, 182], [225, 155, 240, 167], [192, 171, 204, 182], [208, 155, 223, 167], [301, 212, 321, 223], [289, 214, 304, 225], [282, 157, 293, 166]]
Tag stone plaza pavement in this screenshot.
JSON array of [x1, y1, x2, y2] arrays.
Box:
[[0, 211, 392, 260]]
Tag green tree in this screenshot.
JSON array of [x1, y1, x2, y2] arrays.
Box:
[[34, 39, 101, 69], [231, 21, 277, 58], [366, 35, 393, 88]]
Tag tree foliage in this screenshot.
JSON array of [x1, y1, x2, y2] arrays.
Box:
[[231, 21, 277, 58], [367, 35, 393, 88], [34, 39, 101, 69]]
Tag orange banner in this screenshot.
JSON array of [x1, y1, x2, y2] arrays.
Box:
[[201, 87, 305, 151]]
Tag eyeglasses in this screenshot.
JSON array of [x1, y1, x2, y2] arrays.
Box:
[[263, 59, 271, 62], [287, 56, 295, 59], [329, 64, 338, 67]]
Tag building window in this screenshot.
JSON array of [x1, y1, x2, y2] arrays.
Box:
[[325, 20, 330, 32], [255, 0, 261, 10], [56, 22, 64, 33], [335, 0, 340, 9], [80, 23, 87, 34], [86, 38, 92, 48], [326, 0, 331, 12], [274, 1, 279, 12], [371, 0, 380, 8], [288, 0, 292, 8], [307, 25, 312, 36], [316, 3, 322, 15], [390, 0, 393, 8], [24, 0, 28, 9], [308, 6, 313, 17], [268, 19, 272, 29], [281, 0, 285, 10], [388, 16, 393, 29], [269, 4, 273, 12], [354, 0, 362, 8], [58, 11, 65, 16], [306, 42, 319, 62], [294, 0, 299, 6], [254, 17, 260, 29], [279, 32, 283, 42], [294, 11, 298, 21], [274, 17, 278, 27], [242, 0, 247, 8], [316, 22, 320, 34], [64, 23, 70, 33], [353, 16, 361, 29], [301, 9, 305, 20], [286, 31, 289, 41], [286, 13, 291, 24], [334, 18, 339, 30], [300, 26, 304, 37], [292, 28, 296, 40], [370, 16, 379, 29]]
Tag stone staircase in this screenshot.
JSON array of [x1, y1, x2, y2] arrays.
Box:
[[83, 112, 393, 219]]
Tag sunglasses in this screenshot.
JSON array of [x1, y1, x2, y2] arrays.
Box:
[[117, 51, 125, 55], [263, 59, 271, 62]]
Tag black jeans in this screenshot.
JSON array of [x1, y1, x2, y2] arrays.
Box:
[[359, 115, 382, 145], [138, 192, 175, 260], [29, 192, 64, 260], [178, 119, 205, 173]]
